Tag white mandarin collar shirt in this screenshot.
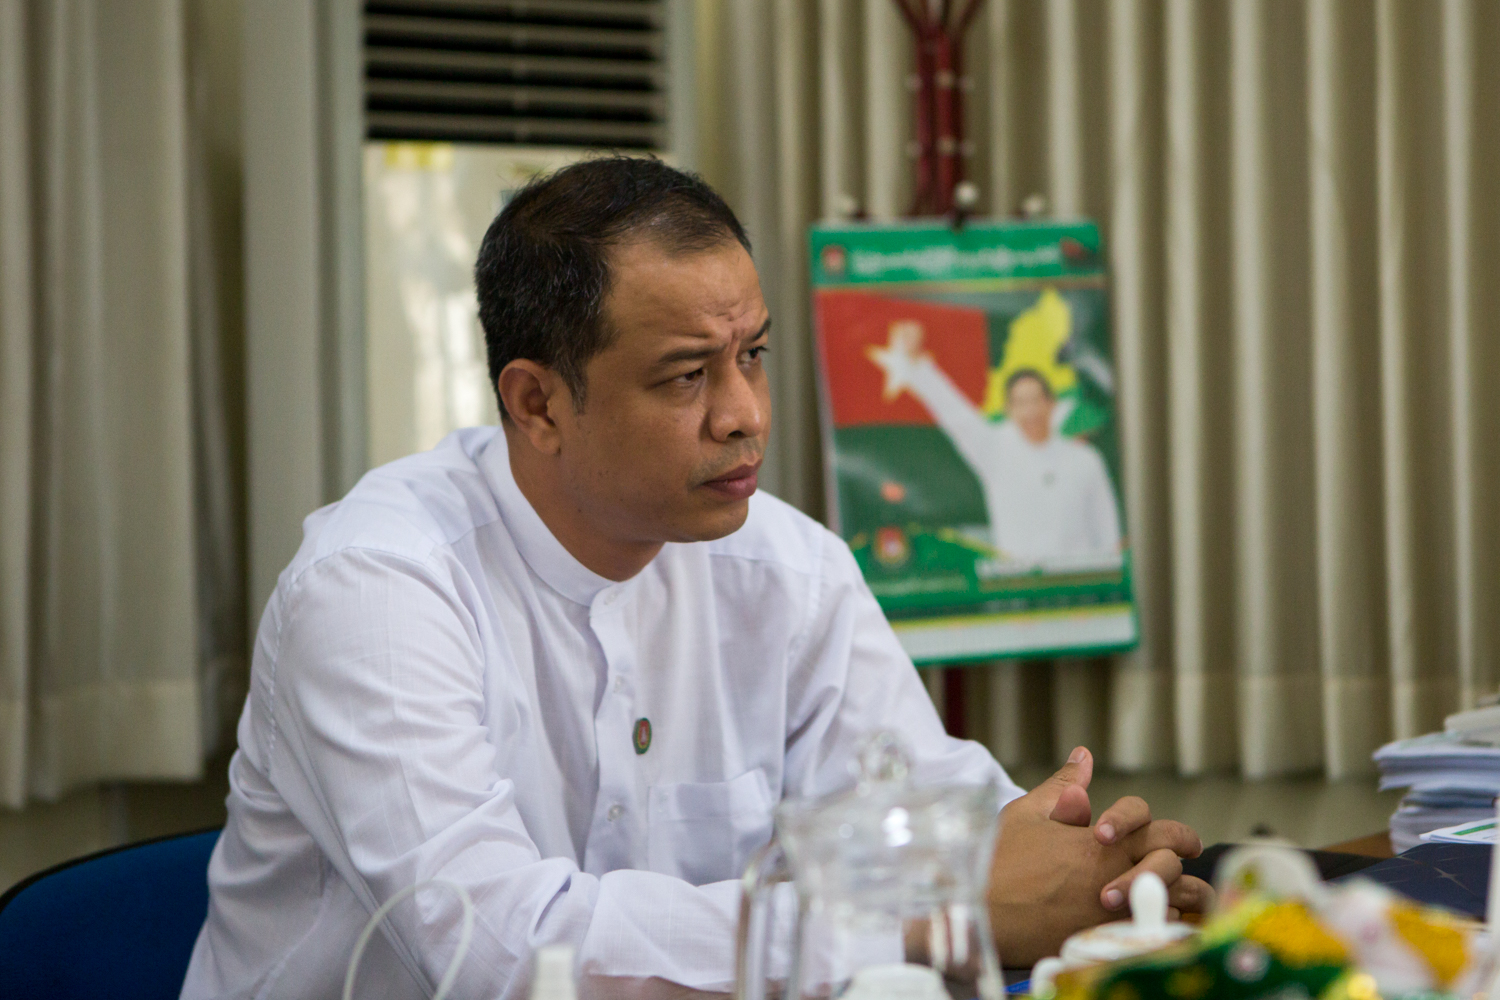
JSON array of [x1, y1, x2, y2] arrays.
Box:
[[181, 428, 1019, 1000]]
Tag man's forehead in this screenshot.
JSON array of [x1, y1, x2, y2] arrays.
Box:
[[681, 298, 767, 335], [604, 242, 766, 345]]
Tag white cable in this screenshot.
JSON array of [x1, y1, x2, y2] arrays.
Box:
[[344, 879, 476, 1000]]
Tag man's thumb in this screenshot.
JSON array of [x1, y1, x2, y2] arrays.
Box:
[[1034, 747, 1093, 822]]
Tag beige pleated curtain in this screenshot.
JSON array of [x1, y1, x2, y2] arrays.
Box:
[[0, 0, 244, 807], [696, 0, 1500, 779], [4, 0, 1492, 802]]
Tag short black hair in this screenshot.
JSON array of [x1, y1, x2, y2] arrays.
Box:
[[475, 155, 751, 418], [1004, 367, 1054, 400]]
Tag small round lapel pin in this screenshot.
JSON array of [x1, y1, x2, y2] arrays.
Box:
[[633, 717, 652, 755]]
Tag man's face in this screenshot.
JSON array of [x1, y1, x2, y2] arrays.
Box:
[[554, 238, 771, 546], [1007, 375, 1054, 445]]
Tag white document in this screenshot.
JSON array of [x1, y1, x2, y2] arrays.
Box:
[[1420, 819, 1499, 845]]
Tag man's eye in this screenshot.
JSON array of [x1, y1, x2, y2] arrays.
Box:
[[745, 345, 769, 362], [675, 368, 705, 385]]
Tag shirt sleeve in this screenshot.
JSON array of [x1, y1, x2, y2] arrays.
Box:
[[261, 549, 783, 999], [781, 530, 1025, 806], [904, 357, 1000, 479]]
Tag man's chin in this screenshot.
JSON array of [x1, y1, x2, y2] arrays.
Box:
[[670, 495, 753, 543]]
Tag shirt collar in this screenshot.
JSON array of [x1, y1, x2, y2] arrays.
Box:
[[479, 430, 619, 606], [1001, 420, 1057, 453]]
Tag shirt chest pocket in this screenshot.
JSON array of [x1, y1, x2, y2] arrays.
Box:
[[646, 768, 775, 886]]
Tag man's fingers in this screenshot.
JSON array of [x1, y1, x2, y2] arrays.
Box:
[[1100, 848, 1182, 912], [1094, 795, 1150, 845], [1031, 746, 1094, 815], [1119, 818, 1203, 862], [1168, 875, 1216, 915]]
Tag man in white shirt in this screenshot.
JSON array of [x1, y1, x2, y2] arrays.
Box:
[[868, 321, 1122, 568], [182, 158, 1207, 1000]]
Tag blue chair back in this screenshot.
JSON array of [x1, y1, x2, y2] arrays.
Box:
[[0, 827, 221, 1000]]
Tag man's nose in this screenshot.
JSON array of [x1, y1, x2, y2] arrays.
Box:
[[708, 365, 767, 441]]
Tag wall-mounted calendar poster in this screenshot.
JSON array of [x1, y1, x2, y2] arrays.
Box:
[[810, 220, 1137, 663]]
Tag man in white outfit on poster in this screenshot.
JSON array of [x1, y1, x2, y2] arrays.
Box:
[[868, 320, 1122, 568]]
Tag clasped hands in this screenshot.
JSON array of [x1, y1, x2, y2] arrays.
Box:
[[987, 746, 1214, 967]]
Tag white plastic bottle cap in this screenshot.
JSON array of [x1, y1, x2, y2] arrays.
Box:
[[1129, 871, 1168, 931], [531, 945, 577, 1000]]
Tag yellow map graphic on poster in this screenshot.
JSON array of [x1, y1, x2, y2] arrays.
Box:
[[982, 287, 1077, 417]]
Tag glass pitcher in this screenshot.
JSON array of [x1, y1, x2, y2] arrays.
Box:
[[735, 734, 1003, 1000]]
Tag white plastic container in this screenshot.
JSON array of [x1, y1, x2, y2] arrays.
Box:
[[1030, 873, 1194, 996]]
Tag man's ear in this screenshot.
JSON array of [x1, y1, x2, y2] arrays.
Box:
[[498, 360, 567, 455]]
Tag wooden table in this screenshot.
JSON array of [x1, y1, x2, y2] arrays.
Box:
[[1321, 831, 1394, 858]]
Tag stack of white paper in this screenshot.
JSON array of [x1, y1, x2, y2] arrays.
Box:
[[1420, 819, 1497, 845], [1374, 732, 1500, 852]]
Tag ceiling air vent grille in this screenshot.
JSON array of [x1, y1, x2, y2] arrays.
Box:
[[363, 0, 666, 148]]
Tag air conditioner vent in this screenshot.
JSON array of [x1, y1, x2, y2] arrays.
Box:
[[363, 0, 666, 148]]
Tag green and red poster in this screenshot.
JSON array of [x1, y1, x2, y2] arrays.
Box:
[[810, 220, 1137, 664]]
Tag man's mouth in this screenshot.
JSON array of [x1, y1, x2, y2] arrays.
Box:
[[701, 461, 761, 501]]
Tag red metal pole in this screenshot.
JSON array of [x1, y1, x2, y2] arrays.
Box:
[[933, 32, 957, 214], [911, 25, 937, 215], [890, 1, 989, 738], [894, 0, 985, 217]]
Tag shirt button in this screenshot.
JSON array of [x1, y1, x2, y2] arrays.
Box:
[[613, 677, 625, 692], [607, 804, 623, 822]]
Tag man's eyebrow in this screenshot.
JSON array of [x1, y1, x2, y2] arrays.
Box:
[[653, 318, 772, 368]]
